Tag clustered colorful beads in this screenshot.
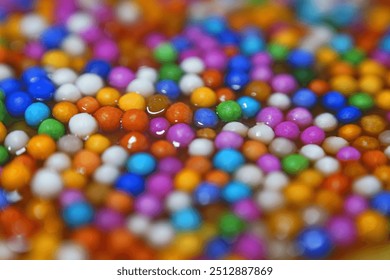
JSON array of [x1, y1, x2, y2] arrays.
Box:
[[1, 0, 390, 261]]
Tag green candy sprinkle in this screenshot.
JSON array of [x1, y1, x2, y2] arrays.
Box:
[[216, 100, 242, 122]]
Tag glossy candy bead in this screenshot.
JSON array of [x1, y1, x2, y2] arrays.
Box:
[[193, 108, 218, 128], [236, 96, 260, 118], [5, 91, 33, 117], [213, 149, 245, 173], [296, 227, 333, 259], [24, 102, 50, 126], [126, 153, 156, 176], [216, 100, 242, 122], [63, 202, 94, 228], [156, 80, 180, 100], [172, 208, 201, 231], [115, 173, 145, 197]]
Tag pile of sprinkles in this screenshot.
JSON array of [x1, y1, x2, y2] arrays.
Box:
[[1, 0, 390, 260]]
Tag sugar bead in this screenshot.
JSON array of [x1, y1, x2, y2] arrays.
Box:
[[271, 74, 297, 94], [215, 131, 243, 150], [135, 194, 163, 218], [55, 242, 88, 260], [127, 79, 155, 98], [61, 35, 86, 56], [180, 57, 205, 74], [218, 212, 245, 238], [93, 164, 120, 185], [4, 130, 29, 155], [62, 202, 94, 230], [54, 83, 82, 102], [299, 144, 325, 161], [66, 12, 95, 34], [256, 190, 285, 212], [115, 173, 145, 196], [147, 221, 175, 248], [68, 113, 98, 139], [75, 73, 104, 96], [353, 175, 382, 197], [336, 146, 361, 161], [193, 182, 220, 205], [274, 121, 300, 140], [296, 227, 333, 259], [179, 74, 204, 96], [193, 108, 219, 128], [282, 154, 309, 175], [267, 92, 291, 110], [336, 106, 362, 124], [45, 152, 71, 172], [257, 153, 281, 173], [292, 89, 317, 108], [20, 13, 47, 39], [286, 107, 313, 129], [51, 68, 77, 86], [256, 107, 284, 128], [302, 206, 328, 226], [205, 237, 231, 259], [356, 210, 388, 244], [263, 171, 289, 191], [269, 138, 297, 158], [248, 123, 275, 144], [126, 153, 156, 176], [322, 136, 349, 155], [300, 126, 326, 145], [188, 138, 214, 157], [165, 191, 192, 213], [166, 123, 195, 148], [146, 172, 173, 198], [5, 91, 33, 117], [126, 214, 151, 236], [344, 195, 368, 216], [314, 113, 338, 132], [172, 208, 201, 231], [57, 134, 83, 155], [108, 67, 135, 89], [222, 122, 248, 137], [314, 156, 340, 175], [31, 168, 63, 199], [213, 148, 245, 173], [234, 164, 263, 188]]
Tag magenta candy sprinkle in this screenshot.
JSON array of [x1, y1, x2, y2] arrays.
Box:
[[134, 194, 163, 218], [251, 52, 272, 65], [94, 208, 124, 231], [214, 131, 244, 149], [149, 117, 170, 138], [300, 126, 325, 144], [271, 74, 297, 94], [256, 107, 284, 128], [108, 66, 135, 89], [158, 157, 183, 174], [146, 172, 173, 198], [59, 190, 85, 207], [286, 107, 313, 128], [203, 50, 227, 70], [274, 121, 300, 140], [257, 153, 281, 173], [166, 123, 195, 148], [232, 199, 261, 221], [344, 195, 368, 216], [326, 216, 357, 246], [233, 233, 267, 260], [250, 65, 273, 82], [93, 39, 119, 62], [336, 146, 361, 161]]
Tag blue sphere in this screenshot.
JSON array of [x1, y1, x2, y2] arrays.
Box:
[[115, 173, 145, 196], [171, 36, 191, 52], [336, 106, 362, 124], [213, 148, 245, 173], [228, 55, 251, 72], [371, 191, 390, 216], [225, 71, 249, 91], [194, 108, 219, 128], [237, 96, 261, 118], [27, 78, 55, 101], [380, 36, 390, 53], [221, 181, 252, 203], [218, 30, 240, 45], [62, 202, 94, 228], [172, 208, 201, 231], [292, 88, 317, 108], [126, 153, 156, 176], [156, 80, 180, 100], [287, 49, 315, 68], [84, 59, 111, 78], [297, 227, 333, 259], [22, 66, 47, 83], [0, 78, 22, 95], [40, 25, 68, 49], [0, 188, 9, 210], [202, 16, 227, 35], [240, 35, 265, 56], [5, 91, 33, 117], [330, 34, 353, 53], [24, 102, 51, 126], [321, 91, 347, 111], [193, 182, 220, 205], [205, 237, 231, 259]]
